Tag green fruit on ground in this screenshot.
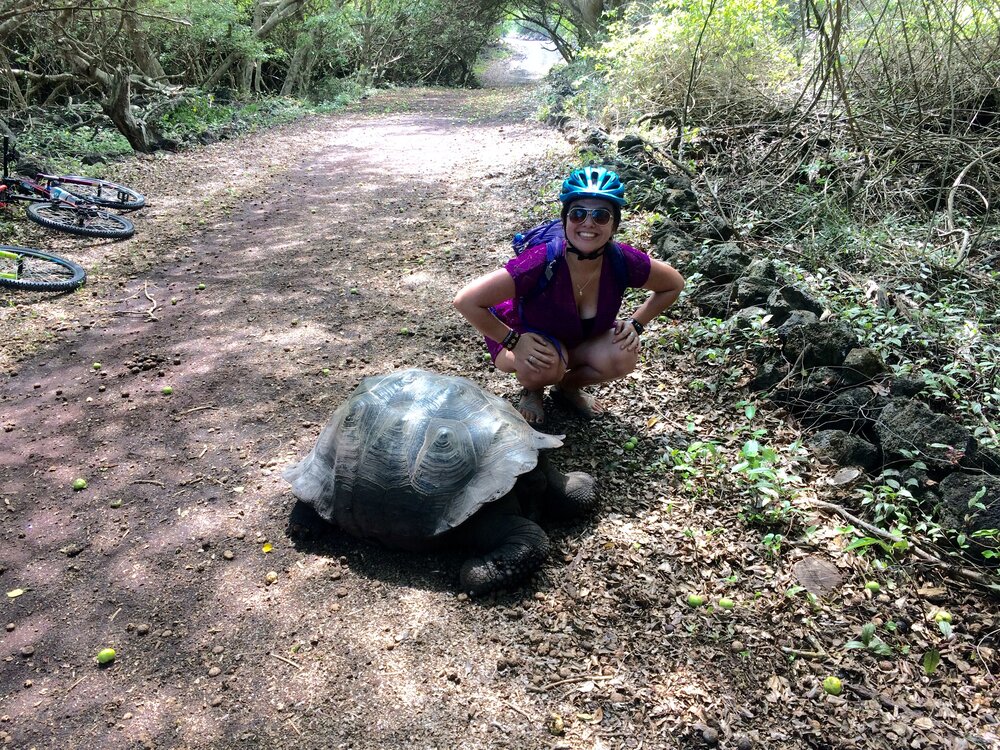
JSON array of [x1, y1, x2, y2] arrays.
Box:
[[91, 362, 101, 370], [865, 581, 880, 592], [624, 442, 636, 451], [686, 594, 705, 607], [822, 676, 843, 695], [718, 597, 735, 609], [934, 610, 952, 623], [97, 648, 116, 664], [196, 283, 206, 290], [72, 478, 87, 491], [161, 386, 173, 395]]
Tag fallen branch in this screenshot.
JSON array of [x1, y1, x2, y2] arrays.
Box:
[[810, 498, 1000, 597]]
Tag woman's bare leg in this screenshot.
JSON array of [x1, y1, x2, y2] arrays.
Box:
[[555, 329, 639, 415], [494, 345, 567, 424]]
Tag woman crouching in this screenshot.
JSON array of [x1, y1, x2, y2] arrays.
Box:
[[453, 166, 685, 424]]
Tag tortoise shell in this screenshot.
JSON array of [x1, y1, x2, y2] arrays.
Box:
[[283, 369, 562, 548]]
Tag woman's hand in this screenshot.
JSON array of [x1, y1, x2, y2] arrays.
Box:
[[515, 332, 558, 372], [612, 319, 641, 353]]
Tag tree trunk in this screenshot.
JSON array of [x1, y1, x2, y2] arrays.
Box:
[[205, 0, 306, 89], [101, 71, 156, 152], [280, 33, 310, 97], [123, 3, 167, 81]]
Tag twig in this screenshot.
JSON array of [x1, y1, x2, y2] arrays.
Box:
[[502, 702, 533, 721], [142, 281, 159, 321], [66, 676, 86, 693], [177, 405, 217, 416], [284, 719, 302, 736], [133, 479, 165, 487], [109, 607, 122, 622], [781, 646, 828, 660], [540, 674, 615, 691], [269, 652, 303, 671]]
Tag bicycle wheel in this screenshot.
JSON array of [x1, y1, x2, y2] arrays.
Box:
[[26, 202, 134, 239], [47, 175, 145, 210], [0, 245, 86, 292]]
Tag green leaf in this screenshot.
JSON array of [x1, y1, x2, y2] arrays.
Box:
[[844, 640, 866, 650], [869, 638, 895, 656], [922, 649, 941, 675], [785, 585, 805, 597], [860, 623, 876, 644], [938, 620, 953, 638]]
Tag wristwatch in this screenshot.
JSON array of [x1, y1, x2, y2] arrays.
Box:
[[629, 318, 645, 335]]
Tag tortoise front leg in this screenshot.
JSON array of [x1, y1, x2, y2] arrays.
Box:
[[459, 502, 551, 596], [537, 453, 598, 519]]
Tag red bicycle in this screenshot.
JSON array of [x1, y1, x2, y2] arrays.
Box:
[[1, 136, 139, 239]]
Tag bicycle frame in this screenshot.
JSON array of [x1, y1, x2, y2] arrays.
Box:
[[2, 136, 83, 208]]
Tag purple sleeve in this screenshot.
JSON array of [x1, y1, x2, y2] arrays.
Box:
[[618, 243, 652, 288], [503, 244, 550, 297]]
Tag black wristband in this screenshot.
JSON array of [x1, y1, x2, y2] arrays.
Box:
[[629, 318, 645, 335], [501, 329, 520, 351]]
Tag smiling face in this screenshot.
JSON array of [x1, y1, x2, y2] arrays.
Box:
[[563, 197, 617, 255]]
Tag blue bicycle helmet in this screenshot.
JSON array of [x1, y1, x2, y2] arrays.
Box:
[[558, 166, 626, 206]]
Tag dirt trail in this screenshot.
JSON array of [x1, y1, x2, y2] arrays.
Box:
[[0, 67, 595, 745], [2, 45, 998, 750]]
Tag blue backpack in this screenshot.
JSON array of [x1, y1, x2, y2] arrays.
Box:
[[512, 219, 628, 299]]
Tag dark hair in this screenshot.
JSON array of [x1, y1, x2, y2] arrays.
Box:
[[561, 198, 622, 232]]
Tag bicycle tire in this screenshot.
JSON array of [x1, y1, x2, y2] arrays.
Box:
[[0, 245, 86, 292], [47, 175, 145, 210], [26, 202, 134, 239]]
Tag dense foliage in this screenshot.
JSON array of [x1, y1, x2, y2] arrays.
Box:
[[0, 0, 508, 151]]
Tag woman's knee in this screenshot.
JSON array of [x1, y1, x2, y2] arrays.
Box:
[[600, 347, 638, 380], [517, 362, 565, 389]]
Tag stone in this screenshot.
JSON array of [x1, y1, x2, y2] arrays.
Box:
[[937, 473, 1000, 557], [841, 348, 888, 384], [802, 387, 886, 432], [734, 306, 769, 327], [775, 309, 818, 339], [767, 284, 824, 325], [890, 376, 925, 398], [780, 320, 859, 369], [691, 283, 734, 319], [698, 242, 749, 283], [749, 360, 788, 392], [808, 430, 880, 471], [875, 399, 976, 471], [735, 276, 780, 309], [745, 258, 780, 280]]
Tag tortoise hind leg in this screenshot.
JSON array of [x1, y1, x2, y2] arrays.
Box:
[[459, 502, 551, 596]]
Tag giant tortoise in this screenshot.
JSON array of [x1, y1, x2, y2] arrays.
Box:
[[283, 369, 596, 594]]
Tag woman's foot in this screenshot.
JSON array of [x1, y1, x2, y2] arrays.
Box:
[[517, 388, 545, 424], [552, 386, 602, 418]]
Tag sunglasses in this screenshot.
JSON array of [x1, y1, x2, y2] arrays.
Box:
[[567, 207, 613, 226]]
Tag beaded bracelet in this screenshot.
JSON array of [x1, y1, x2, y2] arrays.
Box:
[[501, 329, 521, 351], [629, 318, 645, 336]]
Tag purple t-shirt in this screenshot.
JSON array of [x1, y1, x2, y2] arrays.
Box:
[[486, 241, 651, 361]]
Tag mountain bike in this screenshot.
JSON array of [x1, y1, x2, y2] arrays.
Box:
[[1, 136, 136, 239], [0, 245, 87, 292]]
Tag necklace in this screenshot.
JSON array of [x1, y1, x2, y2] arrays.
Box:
[[574, 267, 601, 297]]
